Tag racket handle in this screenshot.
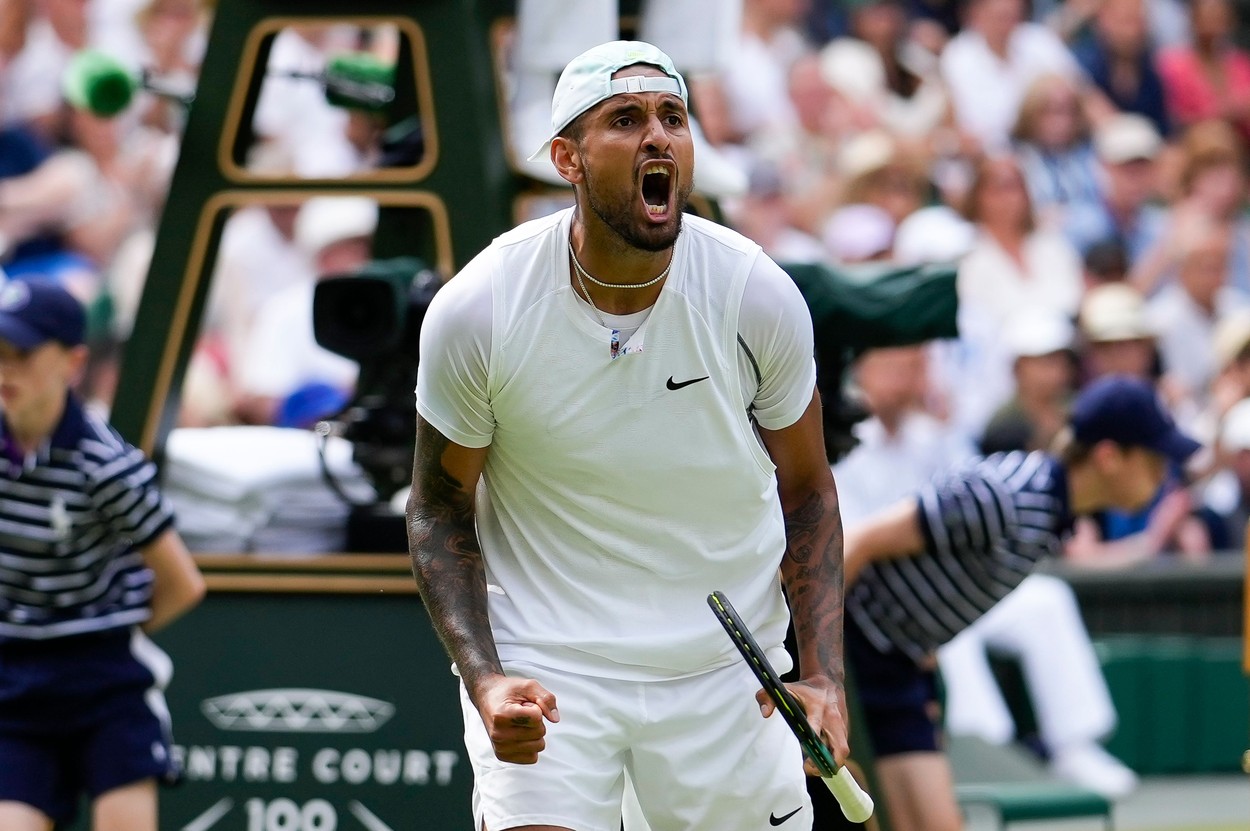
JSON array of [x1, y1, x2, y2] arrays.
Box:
[[822, 766, 874, 823]]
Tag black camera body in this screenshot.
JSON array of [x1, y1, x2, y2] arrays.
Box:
[[313, 257, 442, 503]]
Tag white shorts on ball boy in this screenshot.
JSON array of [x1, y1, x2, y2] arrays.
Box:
[[459, 659, 813, 831]]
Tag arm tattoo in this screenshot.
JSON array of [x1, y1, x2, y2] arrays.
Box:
[[406, 417, 500, 699], [781, 486, 845, 685]]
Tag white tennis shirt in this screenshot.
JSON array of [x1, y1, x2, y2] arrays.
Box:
[[416, 208, 817, 680]]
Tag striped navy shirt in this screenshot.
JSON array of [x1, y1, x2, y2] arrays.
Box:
[[847, 451, 1071, 662], [0, 395, 174, 641]]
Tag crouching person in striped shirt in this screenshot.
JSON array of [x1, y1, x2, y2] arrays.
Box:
[[842, 374, 1200, 831], [0, 281, 206, 831]]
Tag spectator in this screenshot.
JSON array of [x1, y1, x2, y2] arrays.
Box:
[[822, 203, 895, 264], [728, 161, 827, 264], [131, 0, 208, 134], [1010, 74, 1103, 238], [838, 129, 932, 226], [0, 0, 92, 141], [1071, 0, 1170, 136], [959, 155, 1084, 328], [250, 25, 363, 178], [1202, 395, 1250, 547], [835, 345, 975, 527], [1082, 238, 1131, 290], [234, 196, 377, 426], [980, 311, 1078, 455], [49, 95, 179, 282], [1071, 112, 1168, 260], [1145, 219, 1250, 419], [1133, 120, 1250, 294], [707, 0, 809, 148], [1078, 282, 1164, 384], [1208, 310, 1250, 427], [748, 52, 865, 236], [949, 154, 1083, 435], [940, 0, 1082, 152], [177, 199, 311, 427], [1157, 0, 1250, 145], [892, 203, 977, 265], [1072, 286, 1215, 564], [820, 0, 952, 144]]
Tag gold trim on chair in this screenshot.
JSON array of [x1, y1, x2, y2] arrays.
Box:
[[218, 16, 438, 184]]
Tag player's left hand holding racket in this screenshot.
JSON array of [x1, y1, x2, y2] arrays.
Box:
[[708, 591, 874, 824]]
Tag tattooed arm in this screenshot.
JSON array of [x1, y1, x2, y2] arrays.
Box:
[[406, 415, 558, 764], [758, 388, 849, 768]]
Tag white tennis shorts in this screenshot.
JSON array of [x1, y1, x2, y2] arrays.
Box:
[[460, 659, 812, 831]]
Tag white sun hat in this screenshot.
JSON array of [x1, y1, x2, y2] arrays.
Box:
[[527, 40, 688, 162], [1003, 311, 1076, 359]]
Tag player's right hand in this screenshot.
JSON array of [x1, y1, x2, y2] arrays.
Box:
[[475, 673, 560, 764]]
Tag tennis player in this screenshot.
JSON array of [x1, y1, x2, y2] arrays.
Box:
[[407, 40, 848, 831], [841, 374, 1200, 831], [0, 281, 205, 831]]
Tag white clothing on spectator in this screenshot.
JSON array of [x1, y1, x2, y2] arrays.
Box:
[[2, 18, 78, 126], [940, 23, 1082, 151], [834, 411, 977, 526], [959, 230, 1085, 327], [238, 281, 358, 399], [1147, 283, 1250, 410], [252, 29, 360, 177], [208, 207, 315, 371], [936, 230, 1083, 437]]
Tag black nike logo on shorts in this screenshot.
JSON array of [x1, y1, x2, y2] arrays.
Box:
[[666, 375, 708, 390], [769, 806, 802, 825]]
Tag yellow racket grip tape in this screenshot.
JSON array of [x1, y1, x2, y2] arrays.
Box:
[[822, 765, 874, 823]]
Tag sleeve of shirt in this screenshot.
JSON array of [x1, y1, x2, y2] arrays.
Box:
[[737, 253, 817, 431], [915, 464, 1014, 562], [91, 443, 176, 550], [414, 256, 495, 448]]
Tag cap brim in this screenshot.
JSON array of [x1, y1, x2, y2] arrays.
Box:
[[526, 139, 554, 163], [1149, 429, 1202, 466], [0, 315, 47, 350]]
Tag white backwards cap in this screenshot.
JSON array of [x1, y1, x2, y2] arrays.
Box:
[[527, 40, 688, 162]]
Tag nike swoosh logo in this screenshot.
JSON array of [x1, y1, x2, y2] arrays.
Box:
[[769, 807, 802, 826], [666, 375, 709, 391]]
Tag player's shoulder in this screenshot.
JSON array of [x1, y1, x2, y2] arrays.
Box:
[[493, 208, 569, 252], [683, 213, 762, 257], [966, 450, 1062, 495]]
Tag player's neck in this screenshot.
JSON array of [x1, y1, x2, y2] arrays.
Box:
[[4, 401, 62, 455], [568, 224, 673, 315]]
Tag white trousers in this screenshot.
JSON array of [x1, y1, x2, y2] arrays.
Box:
[[937, 574, 1117, 751]]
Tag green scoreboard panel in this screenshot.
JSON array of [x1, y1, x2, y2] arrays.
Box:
[[88, 558, 473, 831]]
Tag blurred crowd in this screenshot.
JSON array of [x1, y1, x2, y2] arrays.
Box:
[[4, 0, 1250, 559], [688, 0, 1250, 561]]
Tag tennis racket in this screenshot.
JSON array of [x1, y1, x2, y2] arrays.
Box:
[[708, 590, 874, 824]]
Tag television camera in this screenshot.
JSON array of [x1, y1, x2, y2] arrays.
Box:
[[312, 257, 442, 549]]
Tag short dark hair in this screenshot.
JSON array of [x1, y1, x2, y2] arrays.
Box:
[[558, 115, 588, 147]]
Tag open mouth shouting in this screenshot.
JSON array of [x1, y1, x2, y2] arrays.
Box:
[[641, 160, 674, 221]]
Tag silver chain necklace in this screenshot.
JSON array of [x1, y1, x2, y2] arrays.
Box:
[[568, 242, 672, 290], [571, 250, 610, 328]]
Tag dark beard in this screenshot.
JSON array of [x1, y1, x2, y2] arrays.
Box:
[[584, 167, 692, 253]]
